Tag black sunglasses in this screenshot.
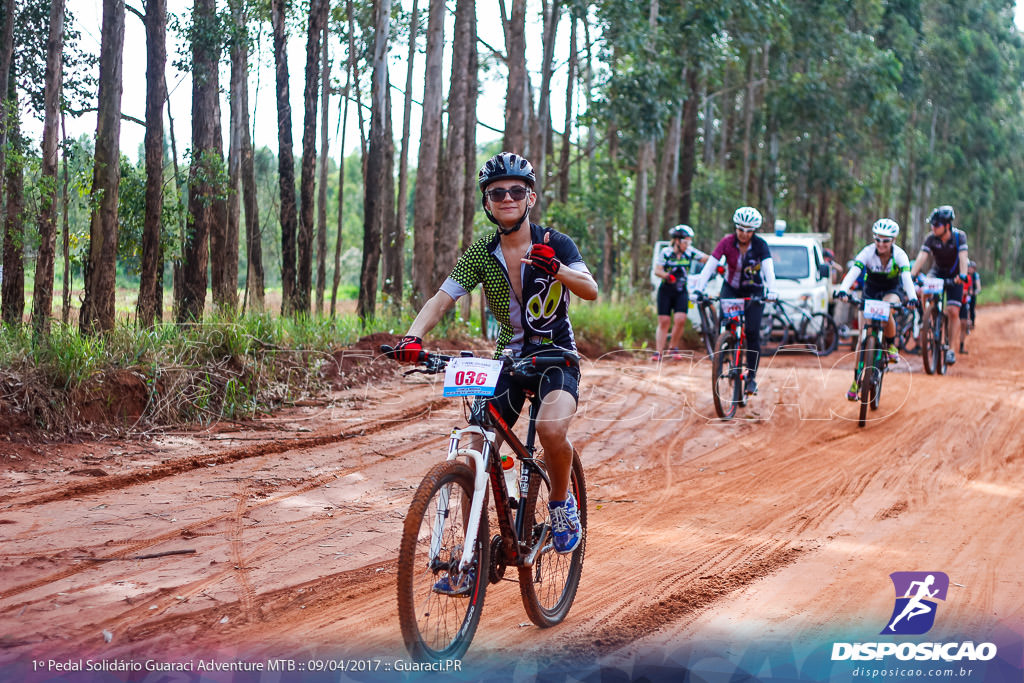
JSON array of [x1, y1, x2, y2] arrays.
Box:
[[484, 186, 530, 201]]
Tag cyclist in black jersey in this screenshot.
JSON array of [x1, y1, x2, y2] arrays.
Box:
[[393, 152, 598, 559], [653, 224, 709, 361], [909, 205, 970, 366]]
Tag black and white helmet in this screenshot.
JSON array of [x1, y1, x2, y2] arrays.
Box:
[[669, 224, 694, 239], [732, 206, 763, 230], [871, 218, 900, 238], [929, 205, 955, 226], [478, 152, 536, 191]]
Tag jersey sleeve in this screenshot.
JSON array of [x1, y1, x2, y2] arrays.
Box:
[[546, 229, 585, 267], [445, 238, 488, 294]]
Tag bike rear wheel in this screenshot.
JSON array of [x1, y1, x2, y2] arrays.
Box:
[[518, 448, 587, 627], [712, 331, 742, 419], [809, 313, 839, 356], [698, 302, 718, 357], [858, 336, 877, 427], [397, 460, 489, 661], [920, 307, 938, 375]]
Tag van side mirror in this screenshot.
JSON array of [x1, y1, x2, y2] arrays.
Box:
[[818, 263, 830, 279]]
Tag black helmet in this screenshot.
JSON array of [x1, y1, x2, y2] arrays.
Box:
[[668, 224, 694, 239], [929, 205, 955, 226], [478, 152, 536, 191]]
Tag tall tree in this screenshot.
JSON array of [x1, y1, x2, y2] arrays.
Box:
[[178, 0, 222, 321], [297, 0, 328, 315], [1, 72, 22, 326], [502, 0, 527, 153], [433, 0, 473, 287], [315, 19, 329, 315], [136, 0, 166, 327], [385, 0, 418, 312], [80, 0, 125, 333], [272, 0, 298, 314], [411, 0, 444, 304], [235, 6, 264, 312], [357, 0, 392, 319], [531, 0, 560, 219], [31, 0, 64, 334], [459, 1, 478, 322], [226, 0, 246, 315]]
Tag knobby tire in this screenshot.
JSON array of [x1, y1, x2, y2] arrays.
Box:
[[397, 460, 489, 661], [858, 335, 877, 427], [920, 307, 938, 375], [518, 448, 587, 627], [712, 331, 741, 420]]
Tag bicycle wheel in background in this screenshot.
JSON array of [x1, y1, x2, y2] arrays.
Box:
[[933, 308, 947, 375], [712, 331, 741, 419], [698, 302, 718, 357], [939, 313, 950, 375], [518, 448, 587, 628], [809, 313, 839, 356], [858, 335, 877, 427], [759, 311, 788, 356], [898, 311, 918, 354], [397, 460, 489, 661], [920, 307, 938, 375], [871, 346, 886, 411]]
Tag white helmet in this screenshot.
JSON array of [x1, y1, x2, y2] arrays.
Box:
[[669, 224, 694, 239], [871, 218, 899, 239], [732, 206, 763, 229]]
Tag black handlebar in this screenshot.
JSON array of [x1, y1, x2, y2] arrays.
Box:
[[379, 345, 579, 377]]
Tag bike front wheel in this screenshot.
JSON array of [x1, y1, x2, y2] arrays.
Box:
[[397, 460, 489, 661], [712, 331, 742, 419], [920, 307, 938, 375], [518, 448, 587, 628], [858, 335, 878, 427]]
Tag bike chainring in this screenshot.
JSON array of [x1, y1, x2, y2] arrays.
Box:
[[489, 535, 507, 583]]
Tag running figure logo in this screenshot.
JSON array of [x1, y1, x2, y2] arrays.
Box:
[[882, 572, 949, 635]]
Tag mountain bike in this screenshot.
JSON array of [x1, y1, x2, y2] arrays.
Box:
[[845, 295, 903, 427], [759, 298, 839, 356], [919, 276, 955, 376], [895, 303, 920, 355], [695, 294, 719, 357], [705, 295, 762, 420], [382, 346, 587, 661]]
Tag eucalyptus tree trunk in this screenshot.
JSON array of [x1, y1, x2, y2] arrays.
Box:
[[503, 0, 527, 153], [297, 0, 328, 315], [631, 141, 653, 288], [226, 0, 247, 315], [239, 17, 264, 312], [460, 2, 478, 322], [531, 0, 560, 219], [1, 79, 22, 326], [410, 0, 444, 305], [315, 20, 329, 315], [386, 0, 418, 313], [32, 0, 64, 335], [272, 0, 298, 315], [357, 0, 392, 320], [0, 0, 15, 208], [650, 107, 680, 239], [433, 0, 473, 288], [81, 0, 124, 333], [678, 67, 700, 224], [137, 0, 165, 327], [557, 14, 577, 204], [330, 51, 352, 318], [179, 0, 221, 322]]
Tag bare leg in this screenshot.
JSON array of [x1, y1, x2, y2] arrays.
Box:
[[668, 312, 687, 351], [655, 315, 671, 355], [534, 389, 578, 502]]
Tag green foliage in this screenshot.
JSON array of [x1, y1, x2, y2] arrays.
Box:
[[977, 278, 1024, 305], [570, 296, 657, 353]]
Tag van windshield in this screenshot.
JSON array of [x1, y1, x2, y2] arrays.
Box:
[[768, 245, 810, 280]]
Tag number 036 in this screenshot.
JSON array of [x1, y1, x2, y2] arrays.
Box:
[[454, 370, 488, 386]]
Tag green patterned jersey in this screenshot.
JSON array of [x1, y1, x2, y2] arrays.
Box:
[[440, 223, 589, 357]]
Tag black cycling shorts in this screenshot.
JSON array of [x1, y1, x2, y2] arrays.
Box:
[[657, 283, 690, 316], [863, 282, 905, 303], [486, 355, 581, 429]]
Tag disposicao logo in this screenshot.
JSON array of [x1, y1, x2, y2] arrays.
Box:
[[882, 571, 948, 635], [831, 571, 998, 663]]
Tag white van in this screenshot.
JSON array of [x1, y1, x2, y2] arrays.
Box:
[[761, 231, 833, 313]]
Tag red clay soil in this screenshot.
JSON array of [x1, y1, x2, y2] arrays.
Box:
[[1, 305, 1022, 681]]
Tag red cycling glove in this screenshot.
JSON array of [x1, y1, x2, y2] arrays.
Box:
[[393, 335, 423, 363], [666, 274, 677, 284], [528, 243, 561, 276]]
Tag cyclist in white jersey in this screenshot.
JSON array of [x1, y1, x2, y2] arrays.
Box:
[[834, 218, 919, 401]]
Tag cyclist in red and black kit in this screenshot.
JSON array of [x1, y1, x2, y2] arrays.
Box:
[[909, 205, 970, 366], [692, 206, 779, 397]]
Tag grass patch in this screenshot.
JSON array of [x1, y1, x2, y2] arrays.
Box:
[[571, 296, 658, 353], [977, 278, 1024, 305]]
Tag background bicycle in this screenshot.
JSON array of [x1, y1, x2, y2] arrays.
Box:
[[845, 295, 903, 427], [919, 275, 956, 375], [383, 346, 587, 661], [759, 297, 839, 356]]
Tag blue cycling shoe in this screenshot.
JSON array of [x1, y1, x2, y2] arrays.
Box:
[[549, 493, 581, 555], [432, 568, 475, 597]]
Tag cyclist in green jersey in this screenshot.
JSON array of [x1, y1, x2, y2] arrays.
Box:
[[394, 152, 598, 558]]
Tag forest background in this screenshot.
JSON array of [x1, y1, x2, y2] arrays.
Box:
[[1, 0, 1023, 432]]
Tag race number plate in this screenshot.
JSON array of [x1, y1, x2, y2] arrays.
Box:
[[720, 298, 745, 320], [921, 276, 944, 295], [443, 357, 503, 397], [863, 299, 891, 322]]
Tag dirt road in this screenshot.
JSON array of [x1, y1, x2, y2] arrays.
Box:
[[2, 305, 1023, 681]]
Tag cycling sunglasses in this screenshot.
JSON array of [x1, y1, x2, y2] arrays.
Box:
[[734, 225, 757, 233], [874, 237, 893, 244], [484, 186, 530, 201]]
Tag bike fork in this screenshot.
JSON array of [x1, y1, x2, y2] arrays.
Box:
[[438, 426, 493, 572]]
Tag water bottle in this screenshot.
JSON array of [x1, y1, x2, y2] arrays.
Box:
[[501, 454, 519, 502]]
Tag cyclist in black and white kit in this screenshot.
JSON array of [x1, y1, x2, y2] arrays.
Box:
[[653, 224, 708, 361], [393, 153, 598, 576], [835, 218, 920, 400], [909, 205, 970, 366]]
